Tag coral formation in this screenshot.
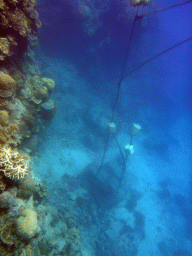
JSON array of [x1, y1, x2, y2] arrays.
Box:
[[0, 191, 18, 208], [0, 131, 7, 144], [0, 213, 23, 254], [20, 244, 35, 256], [0, 73, 16, 93], [0, 36, 18, 60], [0, 38, 11, 60], [0, 122, 20, 146], [65, 227, 81, 254], [41, 99, 55, 110], [15, 208, 39, 239], [0, 222, 15, 246], [41, 99, 57, 121], [22, 75, 55, 103], [18, 173, 36, 199], [0, 110, 9, 126], [0, 1, 56, 255], [0, 147, 29, 180], [0, 89, 12, 98], [35, 180, 48, 200], [0, 0, 41, 60], [35, 86, 49, 99], [42, 77, 55, 91], [0, 172, 6, 191]]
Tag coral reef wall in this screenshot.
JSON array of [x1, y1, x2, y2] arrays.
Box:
[[0, 0, 57, 150], [0, 1, 58, 255], [0, 0, 41, 60]]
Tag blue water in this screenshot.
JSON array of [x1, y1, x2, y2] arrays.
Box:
[[34, 0, 192, 255]]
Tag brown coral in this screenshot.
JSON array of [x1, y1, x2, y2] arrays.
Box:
[[20, 245, 34, 256], [0, 3, 35, 37], [18, 173, 36, 199], [0, 191, 18, 208], [35, 86, 49, 99], [0, 147, 29, 180], [4, 123, 19, 137], [1, 222, 16, 246], [0, 89, 13, 98], [0, 110, 9, 126], [0, 131, 7, 144], [0, 36, 18, 60], [0, 73, 16, 93], [0, 0, 41, 61], [42, 78, 55, 91], [22, 0, 37, 14], [0, 100, 14, 111], [0, 172, 6, 191], [0, 37, 11, 60], [0, 123, 20, 146]]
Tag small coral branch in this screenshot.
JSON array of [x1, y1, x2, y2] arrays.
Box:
[[0, 147, 29, 180]]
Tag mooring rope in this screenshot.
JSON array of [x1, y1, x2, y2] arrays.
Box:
[[123, 36, 192, 80], [97, 1, 192, 182], [140, 0, 192, 19], [96, 7, 140, 176]]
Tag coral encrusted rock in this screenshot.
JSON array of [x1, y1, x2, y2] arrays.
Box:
[[0, 191, 18, 208], [18, 174, 36, 199], [15, 208, 39, 240]]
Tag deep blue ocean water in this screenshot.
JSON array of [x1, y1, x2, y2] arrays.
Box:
[[33, 0, 192, 255]]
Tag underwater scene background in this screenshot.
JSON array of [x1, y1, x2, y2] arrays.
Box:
[[0, 0, 192, 255]]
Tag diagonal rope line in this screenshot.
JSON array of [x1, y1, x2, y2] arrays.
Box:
[[110, 7, 140, 123], [123, 36, 192, 80], [140, 0, 192, 18], [97, 7, 140, 176]]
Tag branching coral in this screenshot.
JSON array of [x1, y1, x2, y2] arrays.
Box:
[[0, 147, 29, 180]]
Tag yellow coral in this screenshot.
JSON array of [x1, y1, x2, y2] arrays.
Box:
[[22, 0, 37, 14], [0, 110, 9, 126], [1, 223, 15, 246], [0, 73, 16, 93], [20, 245, 34, 256], [35, 86, 48, 99], [0, 147, 29, 180], [0, 38, 9, 54], [0, 101, 14, 111], [4, 123, 19, 136], [0, 131, 7, 144], [15, 208, 39, 240], [42, 78, 55, 91], [0, 123, 19, 146], [0, 172, 6, 191], [0, 0, 4, 9]]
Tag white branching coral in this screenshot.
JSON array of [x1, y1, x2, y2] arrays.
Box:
[[0, 147, 29, 180]]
